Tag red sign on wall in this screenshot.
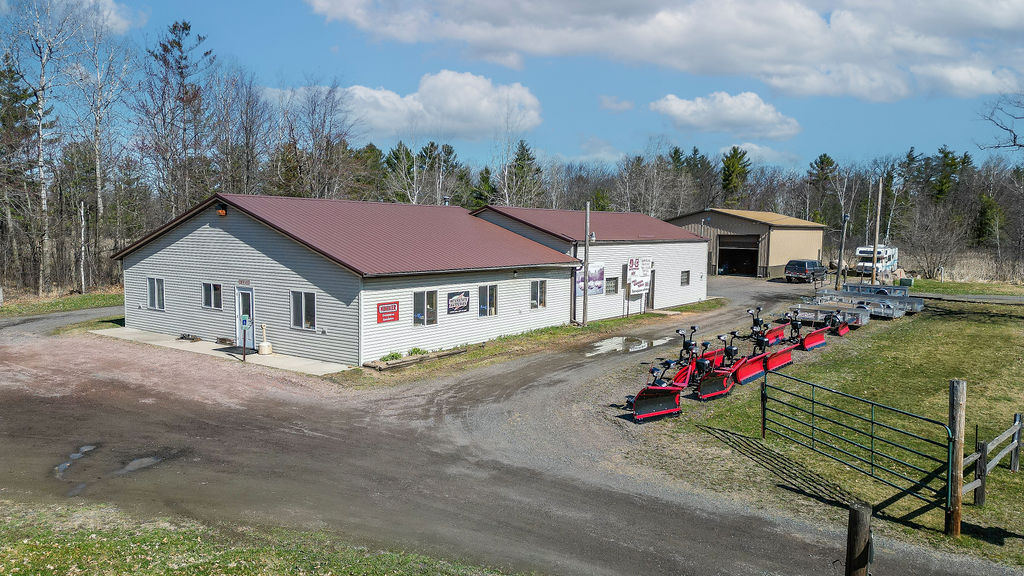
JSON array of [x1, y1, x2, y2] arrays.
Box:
[[377, 301, 399, 323]]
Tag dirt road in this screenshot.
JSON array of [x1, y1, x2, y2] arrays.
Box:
[[0, 281, 1013, 575]]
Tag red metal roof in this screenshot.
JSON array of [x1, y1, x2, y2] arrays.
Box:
[[474, 205, 707, 243], [114, 194, 580, 277]]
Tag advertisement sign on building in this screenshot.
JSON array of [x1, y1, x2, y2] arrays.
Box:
[[627, 257, 652, 294], [575, 262, 605, 296], [376, 301, 399, 323], [447, 290, 470, 314]]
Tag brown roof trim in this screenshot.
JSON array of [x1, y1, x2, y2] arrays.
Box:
[[469, 205, 575, 243], [667, 208, 826, 229]]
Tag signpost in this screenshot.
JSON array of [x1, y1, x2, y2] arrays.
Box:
[[241, 314, 249, 362]]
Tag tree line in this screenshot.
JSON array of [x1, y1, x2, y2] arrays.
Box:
[[3, 4, 1024, 296]]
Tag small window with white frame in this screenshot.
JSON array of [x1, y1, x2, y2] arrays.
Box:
[[202, 282, 222, 309], [290, 290, 316, 330], [530, 280, 546, 308], [606, 277, 619, 295], [680, 271, 691, 286], [413, 290, 437, 325], [147, 277, 164, 310], [478, 284, 498, 316]]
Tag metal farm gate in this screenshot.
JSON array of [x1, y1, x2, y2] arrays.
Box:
[[761, 371, 954, 518]]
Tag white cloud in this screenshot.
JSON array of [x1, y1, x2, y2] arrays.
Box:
[[650, 91, 800, 140], [84, 0, 147, 34], [305, 0, 1023, 101], [599, 95, 634, 112], [911, 63, 1019, 98], [719, 142, 799, 166], [345, 70, 542, 140]]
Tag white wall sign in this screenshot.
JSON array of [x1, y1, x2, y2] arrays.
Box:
[[575, 262, 605, 296], [627, 257, 652, 294]]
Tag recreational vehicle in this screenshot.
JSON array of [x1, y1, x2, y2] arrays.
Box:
[[854, 245, 898, 276]]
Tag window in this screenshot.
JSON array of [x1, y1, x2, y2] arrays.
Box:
[[606, 277, 619, 295], [291, 291, 316, 330], [413, 290, 437, 325], [202, 283, 222, 309], [147, 277, 164, 310], [478, 284, 498, 316], [680, 271, 691, 287], [530, 280, 546, 308]]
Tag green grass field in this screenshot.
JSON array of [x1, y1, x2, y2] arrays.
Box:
[[911, 278, 1024, 296], [697, 301, 1024, 563], [0, 500, 507, 576], [0, 290, 124, 318]]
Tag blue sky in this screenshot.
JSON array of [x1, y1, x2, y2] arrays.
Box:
[[117, 0, 1021, 170]]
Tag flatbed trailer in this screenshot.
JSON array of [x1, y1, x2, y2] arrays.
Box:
[[816, 289, 924, 314], [842, 282, 911, 298], [788, 303, 871, 326]]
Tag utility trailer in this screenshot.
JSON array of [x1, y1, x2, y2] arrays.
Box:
[[815, 289, 924, 315], [788, 303, 870, 327], [842, 282, 911, 298]]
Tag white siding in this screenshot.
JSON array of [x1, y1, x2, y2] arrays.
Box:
[[360, 268, 571, 364], [474, 210, 573, 254], [123, 205, 362, 366], [574, 241, 708, 322]]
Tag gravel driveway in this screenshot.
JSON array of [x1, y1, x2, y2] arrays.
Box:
[[0, 283, 1014, 575]]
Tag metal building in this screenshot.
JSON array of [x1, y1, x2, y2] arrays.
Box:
[[666, 208, 825, 278]]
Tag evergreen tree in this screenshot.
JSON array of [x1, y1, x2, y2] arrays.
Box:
[[720, 146, 750, 206]]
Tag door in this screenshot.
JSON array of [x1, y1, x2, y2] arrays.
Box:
[[236, 287, 255, 350], [645, 269, 656, 310]]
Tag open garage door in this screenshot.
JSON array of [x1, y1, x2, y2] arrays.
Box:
[[717, 235, 759, 275]]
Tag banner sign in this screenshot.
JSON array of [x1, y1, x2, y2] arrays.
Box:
[[575, 262, 605, 296], [376, 301, 399, 323], [447, 290, 470, 314], [627, 257, 652, 294]]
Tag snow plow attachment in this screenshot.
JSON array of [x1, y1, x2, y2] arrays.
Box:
[[832, 322, 850, 336], [800, 327, 829, 351], [764, 324, 787, 346], [734, 352, 769, 385], [697, 372, 734, 400], [764, 344, 798, 372], [630, 386, 684, 421]]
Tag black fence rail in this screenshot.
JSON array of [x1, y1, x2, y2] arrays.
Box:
[[761, 371, 954, 515]]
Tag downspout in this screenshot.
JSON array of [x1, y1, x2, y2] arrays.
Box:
[[356, 276, 363, 367]]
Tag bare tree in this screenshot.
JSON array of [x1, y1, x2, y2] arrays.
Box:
[[9, 0, 82, 294]]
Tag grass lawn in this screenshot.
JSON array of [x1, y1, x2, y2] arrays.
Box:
[[0, 500, 507, 576], [326, 298, 727, 387], [911, 278, 1024, 296], [0, 288, 124, 318], [686, 301, 1024, 564], [51, 315, 125, 335]]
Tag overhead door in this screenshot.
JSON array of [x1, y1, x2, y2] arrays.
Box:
[[717, 235, 759, 275]]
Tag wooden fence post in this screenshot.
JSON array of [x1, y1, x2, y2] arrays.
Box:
[[845, 502, 872, 576], [1012, 413, 1021, 473], [974, 440, 988, 506], [945, 379, 966, 537]]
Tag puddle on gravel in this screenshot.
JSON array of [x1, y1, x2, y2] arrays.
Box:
[[585, 336, 674, 357], [54, 444, 98, 481], [115, 456, 163, 475]]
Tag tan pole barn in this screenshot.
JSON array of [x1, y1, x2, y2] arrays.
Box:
[[666, 208, 825, 278]]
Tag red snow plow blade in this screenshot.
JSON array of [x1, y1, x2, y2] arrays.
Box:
[[631, 386, 684, 421], [734, 352, 769, 385], [764, 324, 786, 346], [697, 371, 734, 400], [764, 343, 798, 371], [832, 322, 850, 336], [801, 327, 829, 351], [699, 347, 725, 369]]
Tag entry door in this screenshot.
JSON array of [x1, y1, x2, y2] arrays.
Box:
[[645, 270, 656, 309], [236, 287, 255, 349]]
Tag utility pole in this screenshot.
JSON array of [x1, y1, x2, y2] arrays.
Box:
[[870, 177, 882, 285], [582, 202, 590, 326], [835, 212, 849, 291]]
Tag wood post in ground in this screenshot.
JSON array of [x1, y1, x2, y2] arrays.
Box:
[[845, 502, 872, 576], [974, 440, 988, 506], [945, 379, 966, 537], [1012, 413, 1021, 473]]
